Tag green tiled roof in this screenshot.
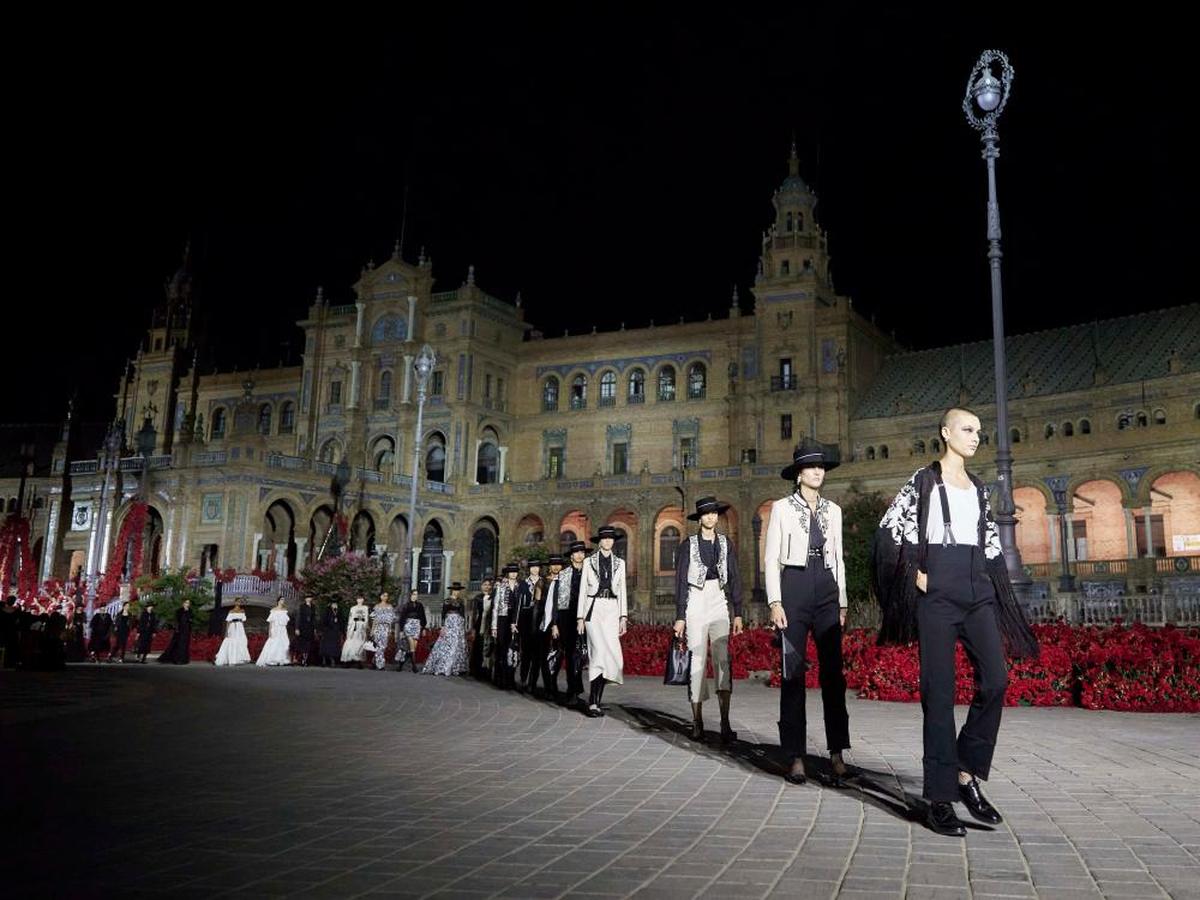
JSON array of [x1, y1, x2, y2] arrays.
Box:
[[853, 304, 1199, 420]]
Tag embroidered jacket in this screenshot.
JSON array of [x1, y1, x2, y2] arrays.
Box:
[[492, 579, 520, 626], [673, 533, 744, 620], [578, 551, 628, 620], [873, 462, 1039, 658], [763, 493, 848, 609]]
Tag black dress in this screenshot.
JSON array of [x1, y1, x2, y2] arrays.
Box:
[[157, 608, 193, 664], [295, 603, 319, 663], [135, 611, 157, 656], [113, 612, 133, 657], [318, 605, 344, 664], [88, 612, 113, 656]]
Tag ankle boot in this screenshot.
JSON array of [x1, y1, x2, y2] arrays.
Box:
[[690, 703, 705, 741], [717, 690, 736, 744]]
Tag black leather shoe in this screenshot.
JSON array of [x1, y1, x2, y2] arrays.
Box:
[[927, 801, 966, 837], [720, 722, 737, 744], [586, 703, 604, 718], [959, 777, 1003, 824], [784, 759, 807, 785]]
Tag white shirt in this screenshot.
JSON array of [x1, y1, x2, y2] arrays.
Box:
[[925, 481, 981, 546], [543, 578, 557, 631]]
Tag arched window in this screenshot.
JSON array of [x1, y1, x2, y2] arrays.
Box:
[[570, 374, 587, 410], [1154, 408, 1167, 425], [372, 436, 395, 472], [1045, 423, 1056, 439], [477, 442, 499, 484], [599, 371, 617, 407], [658, 526, 681, 571], [318, 439, 340, 464], [785, 211, 794, 233], [1011, 427, 1021, 444], [979, 432, 989, 445], [1079, 419, 1091, 434], [1136, 411, 1149, 428], [657, 366, 676, 402], [425, 434, 446, 483], [914, 440, 926, 455], [1063, 421, 1074, 437], [418, 522, 444, 596], [279, 401, 295, 435], [377, 370, 392, 407], [612, 527, 629, 561], [1194, 402, 1200, 420], [628, 369, 646, 403], [210, 408, 226, 440], [469, 524, 497, 588], [560, 530, 577, 553], [687, 363, 706, 400], [880, 445, 889, 459], [1117, 413, 1132, 431], [866, 447, 876, 461], [542, 377, 559, 412], [931, 438, 941, 452], [796, 213, 804, 231], [257, 403, 272, 435]]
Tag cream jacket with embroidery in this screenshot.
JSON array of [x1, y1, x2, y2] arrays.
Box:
[[764, 493, 848, 609], [577, 551, 628, 620]]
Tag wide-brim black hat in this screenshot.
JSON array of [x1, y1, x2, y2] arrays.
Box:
[[501, 562, 521, 575], [590, 525, 619, 542], [687, 495, 732, 521], [448, 582, 465, 591], [780, 439, 840, 480], [565, 540, 588, 555], [547, 554, 564, 565]]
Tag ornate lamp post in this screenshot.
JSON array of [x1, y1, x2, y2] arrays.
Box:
[[404, 344, 437, 591], [963, 50, 1028, 589]]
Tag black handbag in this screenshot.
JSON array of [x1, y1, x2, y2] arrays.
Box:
[[663, 636, 691, 686], [507, 642, 521, 670], [572, 632, 588, 678], [546, 643, 561, 674]]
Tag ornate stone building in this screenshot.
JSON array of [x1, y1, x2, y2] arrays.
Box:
[[8, 150, 1199, 615]]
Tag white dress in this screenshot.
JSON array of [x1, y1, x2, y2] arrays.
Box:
[[341, 604, 370, 662], [214, 611, 251, 666], [255, 608, 292, 666]]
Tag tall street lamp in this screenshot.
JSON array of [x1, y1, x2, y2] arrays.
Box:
[[963, 49, 1028, 589], [404, 344, 437, 592]]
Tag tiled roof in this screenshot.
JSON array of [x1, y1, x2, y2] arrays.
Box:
[[853, 304, 1199, 420]]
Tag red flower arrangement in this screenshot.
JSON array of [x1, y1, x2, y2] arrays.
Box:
[[95, 502, 148, 603], [0, 516, 39, 601]]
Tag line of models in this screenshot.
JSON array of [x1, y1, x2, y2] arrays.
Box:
[[206, 409, 1038, 839]]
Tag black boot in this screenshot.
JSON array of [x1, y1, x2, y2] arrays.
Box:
[[717, 690, 736, 744], [690, 703, 705, 741], [927, 801, 967, 837], [586, 677, 604, 717], [779, 721, 806, 784], [958, 777, 1003, 824], [410, 652, 418, 673]]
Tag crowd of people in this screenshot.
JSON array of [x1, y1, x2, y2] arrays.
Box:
[[3, 414, 1039, 838]]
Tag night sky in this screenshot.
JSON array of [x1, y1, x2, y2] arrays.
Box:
[[7, 7, 1192, 427]]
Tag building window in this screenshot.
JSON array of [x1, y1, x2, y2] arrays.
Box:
[[279, 401, 295, 434], [418, 522, 444, 596], [329, 381, 342, 406], [687, 363, 706, 400], [679, 437, 696, 469], [372, 436, 395, 472], [931, 439, 941, 452], [628, 369, 645, 403], [1079, 419, 1091, 434], [780, 414, 792, 440], [257, 404, 272, 435], [657, 366, 676, 402], [866, 446, 875, 461], [431, 371, 445, 396], [1011, 428, 1021, 444], [796, 213, 804, 231], [599, 371, 617, 407], [1134, 514, 1167, 558], [612, 527, 629, 561], [880, 444, 889, 459], [658, 526, 681, 571], [914, 440, 926, 455], [484, 373, 492, 399], [785, 211, 793, 233], [979, 432, 989, 445], [319, 439, 340, 464], [1045, 423, 1056, 440], [210, 408, 226, 440], [378, 370, 392, 404], [570, 374, 587, 410], [469, 525, 497, 589], [547, 446, 564, 479], [780, 260, 790, 276], [1136, 411, 1148, 428], [1117, 413, 1132, 430], [1154, 408, 1167, 425], [425, 434, 446, 483], [559, 530, 577, 553], [1062, 421, 1074, 437], [612, 442, 628, 475], [477, 442, 499, 484], [542, 377, 559, 412], [741, 448, 757, 464]]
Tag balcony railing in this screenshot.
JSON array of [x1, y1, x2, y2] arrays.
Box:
[[266, 454, 308, 471], [327, 304, 357, 316], [373, 398, 392, 411], [69, 460, 99, 475], [598, 395, 616, 408], [688, 387, 707, 400], [627, 392, 645, 404], [570, 397, 587, 410], [770, 375, 799, 391], [193, 451, 227, 466], [483, 397, 507, 412], [118, 455, 172, 472]]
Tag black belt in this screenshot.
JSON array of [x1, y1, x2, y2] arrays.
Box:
[[589, 591, 616, 599]]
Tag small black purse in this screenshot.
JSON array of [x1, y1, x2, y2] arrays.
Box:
[[663, 636, 691, 686]]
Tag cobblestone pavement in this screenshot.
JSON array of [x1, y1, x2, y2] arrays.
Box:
[[3, 665, 1198, 899]]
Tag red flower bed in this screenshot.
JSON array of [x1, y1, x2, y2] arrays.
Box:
[[618, 622, 1199, 712], [137, 627, 441, 664]]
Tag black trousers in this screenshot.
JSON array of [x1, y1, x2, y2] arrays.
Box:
[[517, 611, 537, 686], [526, 627, 557, 696], [557, 618, 584, 698], [493, 616, 515, 689], [918, 544, 1008, 802], [778, 564, 850, 760]]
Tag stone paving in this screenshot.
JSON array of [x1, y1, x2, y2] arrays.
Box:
[[2, 664, 1198, 899]]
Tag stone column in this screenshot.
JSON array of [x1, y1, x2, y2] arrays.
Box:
[[407, 295, 416, 340], [1065, 519, 1076, 562], [472, 439, 482, 484], [442, 549, 456, 596], [354, 301, 366, 348], [275, 544, 288, 578], [402, 354, 414, 403], [410, 548, 420, 590], [1047, 515, 1058, 562], [1141, 506, 1155, 558], [295, 537, 309, 569], [348, 361, 361, 410], [1124, 508, 1137, 559], [498, 446, 509, 483]]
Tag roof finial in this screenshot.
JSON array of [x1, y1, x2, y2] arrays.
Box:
[[514, 290, 522, 308], [467, 264, 475, 286], [788, 132, 799, 176], [392, 237, 401, 260], [315, 285, 325, 305]]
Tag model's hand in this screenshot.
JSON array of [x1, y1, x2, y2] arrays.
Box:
[[839, 609, 847, 628], [491, 627, 497, 638], [551, 625, 559, 640], [916, 570, 928, 593], [577, 618, 585, 636], [511, 623, 518, 634], [673, 619, 685, 640], [769, 603, 788, 630], [732, 616, 744, 636], [619, 617, 628, 637]]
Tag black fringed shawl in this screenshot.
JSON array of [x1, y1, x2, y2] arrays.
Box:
[[872, 462, 1039, 659]]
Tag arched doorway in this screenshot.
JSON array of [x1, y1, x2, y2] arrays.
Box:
[[263, 499, 298, 576], [1071, 480, 1127, 561], [425, 432, 447, 483], [469, 518, 499, 589], [1013, 487, 1050, 565], [560, 510, 590, 552], [418, 521, 445, 596], [309, 505, 337, 562], [1150, 471, 1200, 557], [516, 513, 545, 547], [350, 510, 376, 555]]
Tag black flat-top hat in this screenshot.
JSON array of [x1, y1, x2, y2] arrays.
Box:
[[781, 439, 840, 481], [448, 581, 465, 591], [501, 562, 521, 575], [591, 524, 619, 542], [525, 558, 543, 569], [547, 554, 565, 565], [687, 495, 732, 521], [566, 539, 588, 555]]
